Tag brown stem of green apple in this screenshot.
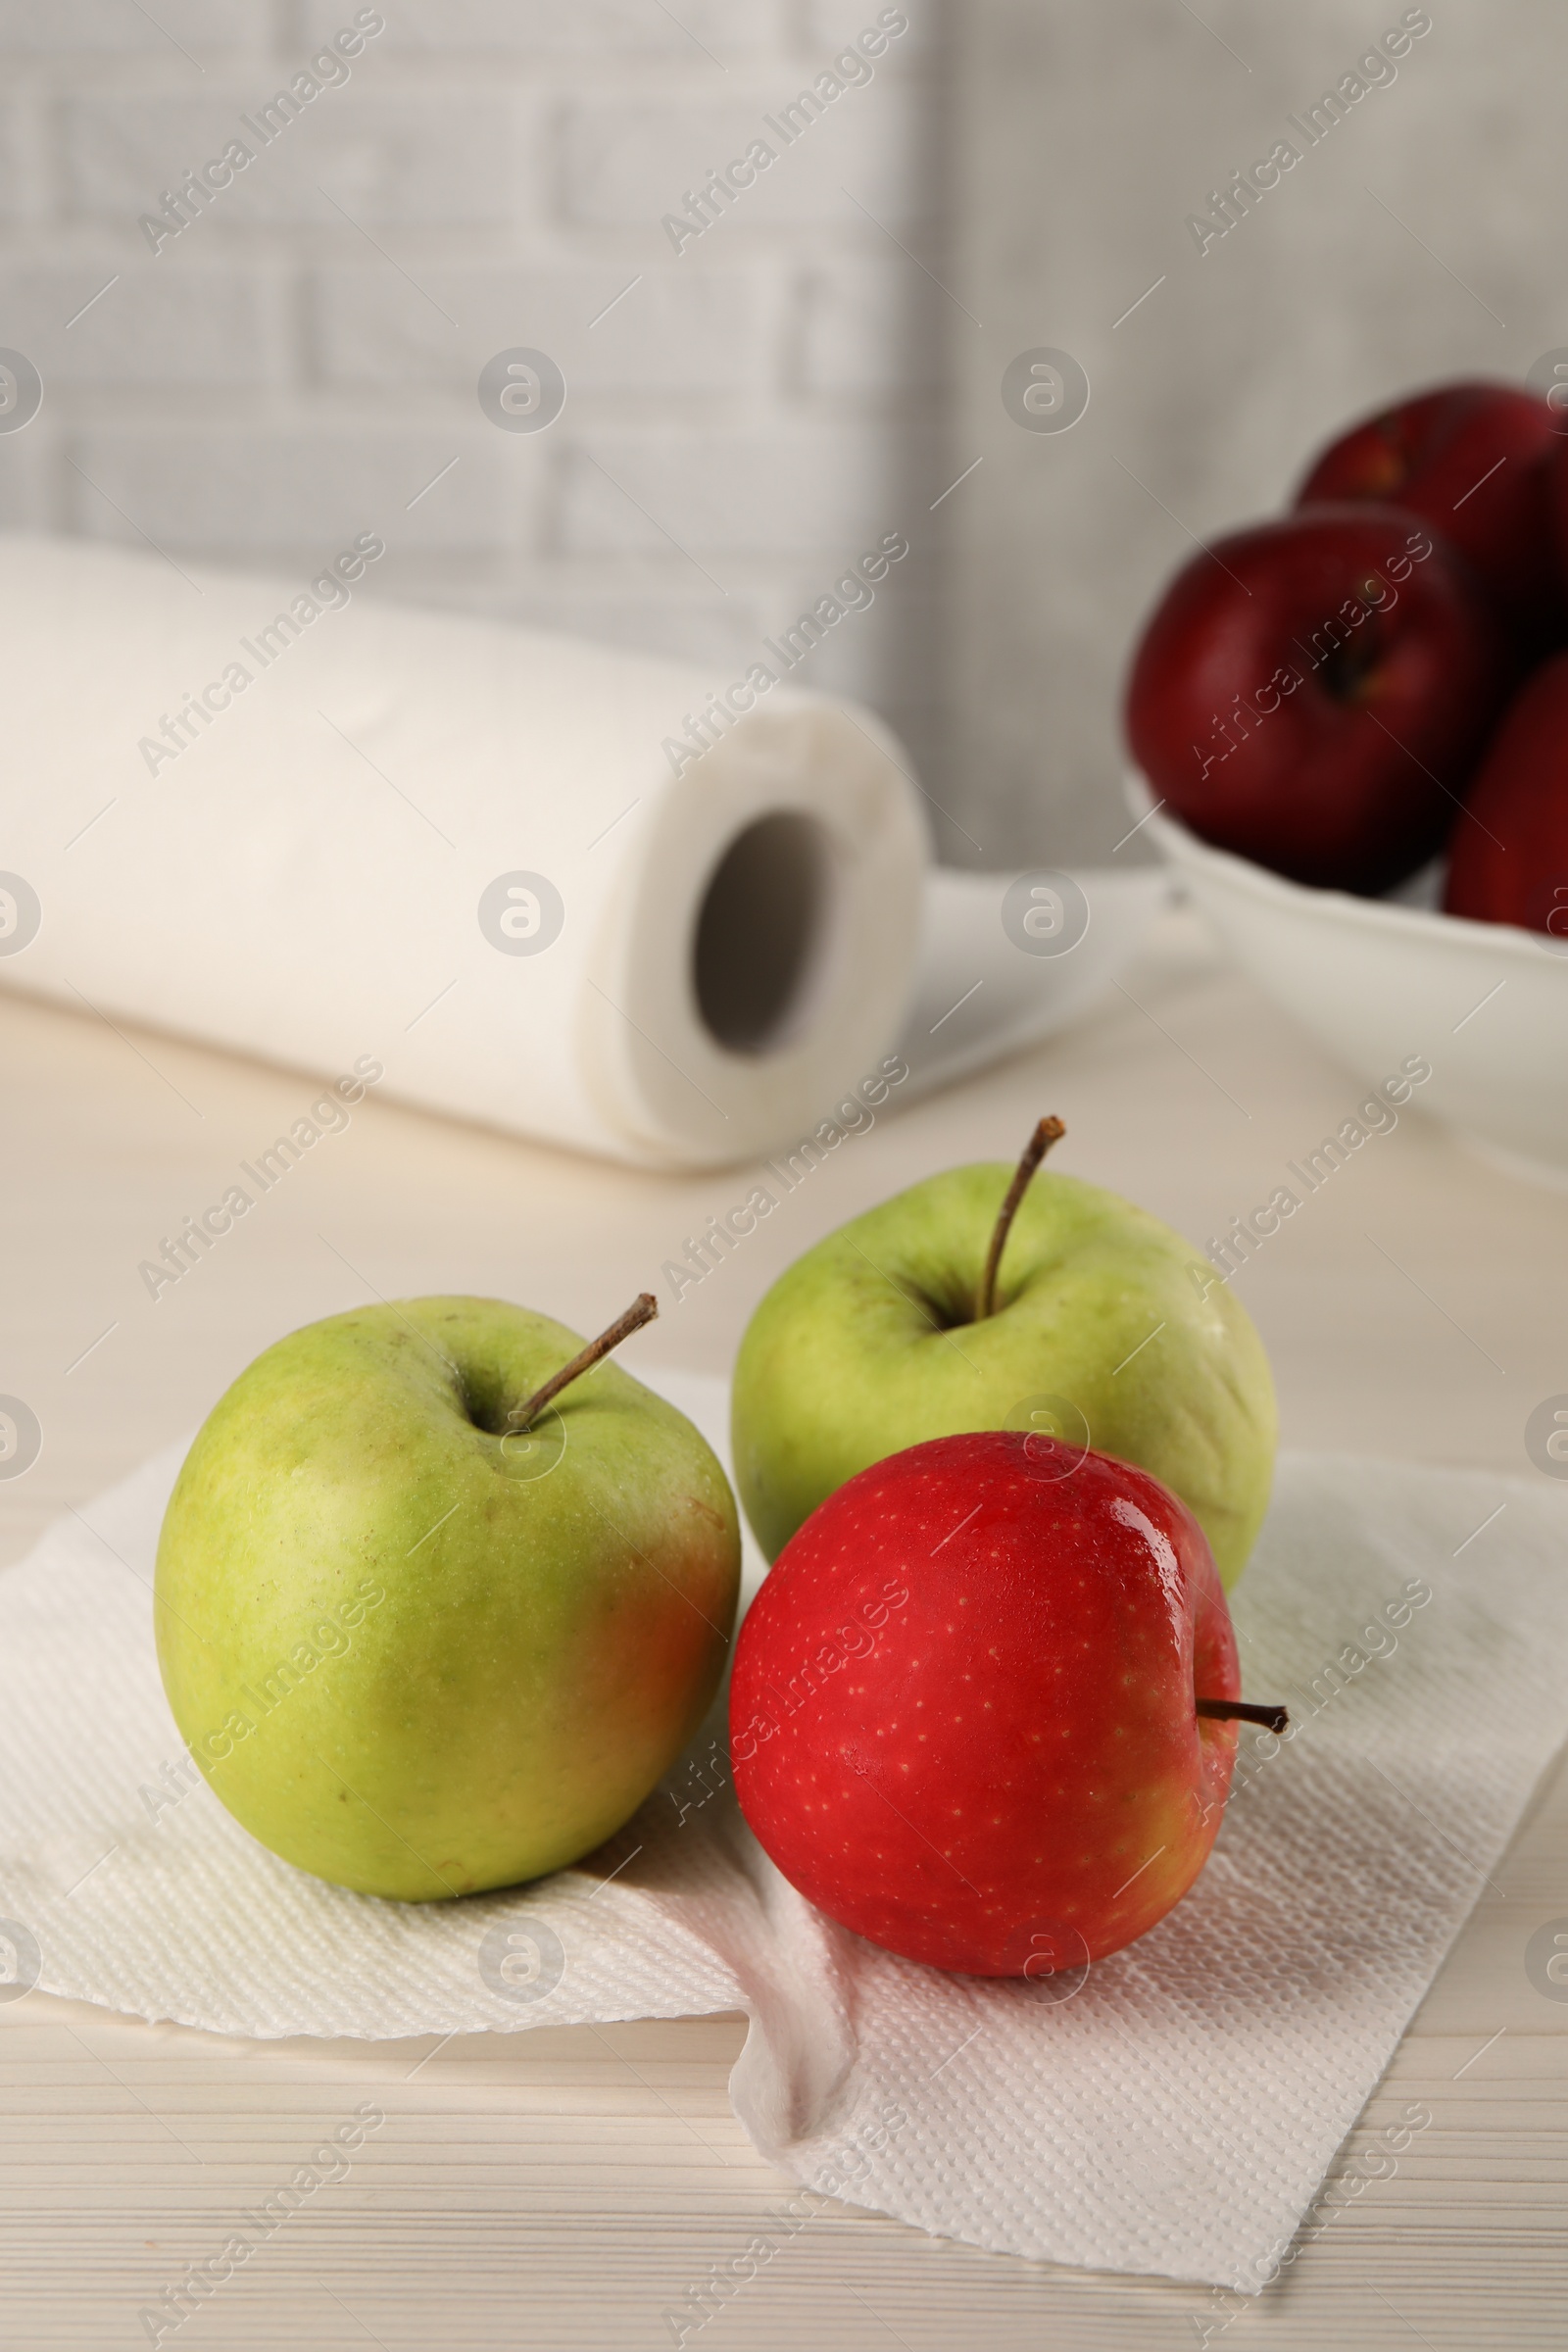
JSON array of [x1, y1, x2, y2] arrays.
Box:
[[1196, 1697, 1290, 1735], [975, 1114, 1066, 1321], [506, 1293, 659, 1433]]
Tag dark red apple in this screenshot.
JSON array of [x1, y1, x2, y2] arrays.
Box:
[[1125, 507, 1512, 894], [729, 1430, 1266, 1979], [1296, 379, 1562, 640], [1547, 438, 1568, 605], [1445, 650, 1568, 938]]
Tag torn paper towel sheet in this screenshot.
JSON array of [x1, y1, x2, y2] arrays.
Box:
[[2, 1367, 1565, 2292]]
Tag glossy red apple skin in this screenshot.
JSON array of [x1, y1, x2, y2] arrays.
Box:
[[729, 1431, 1242, 1979], [1296, 379, 1562, 639], [1444, 651, 1568, 938], [1125, 507, 1512, 894]]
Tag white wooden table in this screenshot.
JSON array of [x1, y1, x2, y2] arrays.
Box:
[[3, 908, 1564, 2349]]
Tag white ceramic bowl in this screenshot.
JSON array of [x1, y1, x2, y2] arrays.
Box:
[[1132, 780, 1568, 1188]]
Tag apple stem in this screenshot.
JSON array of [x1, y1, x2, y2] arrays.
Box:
[[1196, 1697, 1290, 1735], [975, 1115, 1066, 1320], [505, 1292, 659, 1433]]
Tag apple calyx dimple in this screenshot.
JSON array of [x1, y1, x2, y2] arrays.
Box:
[[506, 1292, 659, 1433], [1195, 1696, 1289, 1734], [975, 1114, 1066, 1322]]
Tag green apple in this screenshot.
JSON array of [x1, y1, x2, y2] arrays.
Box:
[[732, 1148, 1276, 1588], [155, 1296, 740, 1900]]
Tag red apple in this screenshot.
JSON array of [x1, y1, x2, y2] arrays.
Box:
[[1125, 506, 1511, 894], [1547, 438, 1568, 602], [1296, 378, 1562, 640], [1444, 651, 1568, 938], [729, 1430, 1259, 1979]]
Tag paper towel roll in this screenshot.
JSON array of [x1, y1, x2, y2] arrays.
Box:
[[0, 535, 928, 1168], [0, 536, 1165, 1166]]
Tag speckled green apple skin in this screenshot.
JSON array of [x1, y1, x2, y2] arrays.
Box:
[[155, 1298, 740, 1901], [732, 1166, 1276, 1589]]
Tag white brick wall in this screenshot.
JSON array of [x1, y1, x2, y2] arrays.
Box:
[[310, 266, 760, 394], [300, 1, 779, 54], [0, 0, 949, 794], [0, 1, 259, 50]]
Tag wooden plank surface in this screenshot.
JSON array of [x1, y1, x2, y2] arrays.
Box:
[[2, 907, 1565, 2349]]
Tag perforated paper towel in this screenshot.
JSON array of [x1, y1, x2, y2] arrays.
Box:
[[2, 1368, 1565, 2292]]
